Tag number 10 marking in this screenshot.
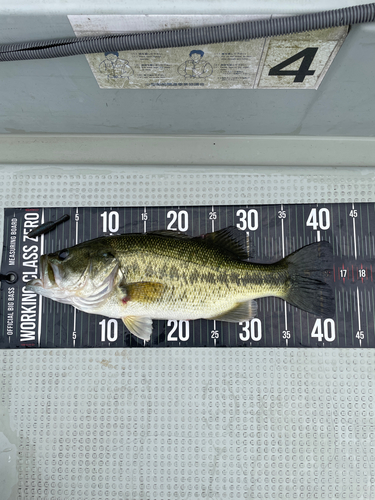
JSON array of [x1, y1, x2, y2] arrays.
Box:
[[99, 319, 118, 342], [100, 211, 120, 233]]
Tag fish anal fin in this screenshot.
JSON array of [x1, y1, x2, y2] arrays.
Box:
[[211, 299, 258, 323], [122, 316, 153, 341], [120, 281, 165, 303]]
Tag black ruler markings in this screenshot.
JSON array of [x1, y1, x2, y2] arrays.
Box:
[[1, 203, 374, 349]]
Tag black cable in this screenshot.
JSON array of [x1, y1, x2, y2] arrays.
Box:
[[1, 3, 375, 62]]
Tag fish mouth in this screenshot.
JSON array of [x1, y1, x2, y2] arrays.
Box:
[[26, 255, 73, 303], [46, 261, 56, 286], [26, 255, 56, 290], [40, 255, 57, 288]]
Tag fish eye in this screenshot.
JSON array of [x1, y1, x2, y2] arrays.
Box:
[[58, 249, 69, 261], [102, 252, 115, 259]]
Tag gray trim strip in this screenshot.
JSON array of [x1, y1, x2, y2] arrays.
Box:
[[1, 134, 375, 167]]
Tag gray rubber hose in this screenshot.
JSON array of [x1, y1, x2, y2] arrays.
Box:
[[1, 3, 375, 62]]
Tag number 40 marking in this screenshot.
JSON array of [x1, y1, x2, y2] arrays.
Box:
[[306, 208, 330, 230], [311, 318, 335, 342]]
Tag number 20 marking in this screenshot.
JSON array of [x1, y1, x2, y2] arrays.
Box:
[[167, 320, 190, 341], [167, 210, 189, 231]]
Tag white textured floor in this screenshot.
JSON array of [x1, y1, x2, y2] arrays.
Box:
[[1, 348, 375, 499]]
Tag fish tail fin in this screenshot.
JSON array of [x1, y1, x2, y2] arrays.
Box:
[[283, 241, 334, 317]]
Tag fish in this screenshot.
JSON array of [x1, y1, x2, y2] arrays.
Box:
[[25, 227, 334, 342]]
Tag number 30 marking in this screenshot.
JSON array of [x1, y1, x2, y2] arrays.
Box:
[[239, 319, 262, 341], [236, 209, 258, 231]]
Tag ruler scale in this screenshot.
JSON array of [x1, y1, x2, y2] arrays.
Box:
[[1, 203, 374, 349]]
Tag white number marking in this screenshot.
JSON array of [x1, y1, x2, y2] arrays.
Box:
[[306, 208, 330, 231], [99, 319, 118, 342], [166, 210, 189, 232], [311, 318, 335, 342], [100, 210, 120, 233], [167, 320, 190, 341], [211, 330, 219, 339], [236, 209, 259, 231], [356, 331, 365, 340], [239, 319, 262, 341]]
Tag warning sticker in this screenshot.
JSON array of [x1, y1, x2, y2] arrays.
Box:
[[68, 15, 348, 90]]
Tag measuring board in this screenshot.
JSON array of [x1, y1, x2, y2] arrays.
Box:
[[0, 204, 374, 349]]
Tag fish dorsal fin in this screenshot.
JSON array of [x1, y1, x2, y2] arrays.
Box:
[[210, 299, 258, 322], [122, 316, 153, 341], [193, 226, 253, 260], [120, 281, 165, 303], [147, 229, 192, 239], [147, 226, 253, 260]]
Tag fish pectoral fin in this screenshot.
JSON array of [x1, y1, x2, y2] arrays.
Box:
[[120, 281, 165, 303], [122, 316, 153, 341], [211, 299, 258, 323]]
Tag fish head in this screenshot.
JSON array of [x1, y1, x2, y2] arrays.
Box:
[[26, 239, 120, 305]]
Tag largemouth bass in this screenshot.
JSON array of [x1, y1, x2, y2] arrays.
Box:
[[26, 228, 334, 341]]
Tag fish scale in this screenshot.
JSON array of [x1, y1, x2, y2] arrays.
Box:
[[112, 234, 281, 300]]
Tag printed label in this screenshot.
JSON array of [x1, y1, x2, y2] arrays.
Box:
[[68, 15, 348, 90]]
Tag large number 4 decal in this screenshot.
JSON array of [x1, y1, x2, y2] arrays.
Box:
[[269, 47, 318, 83]]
